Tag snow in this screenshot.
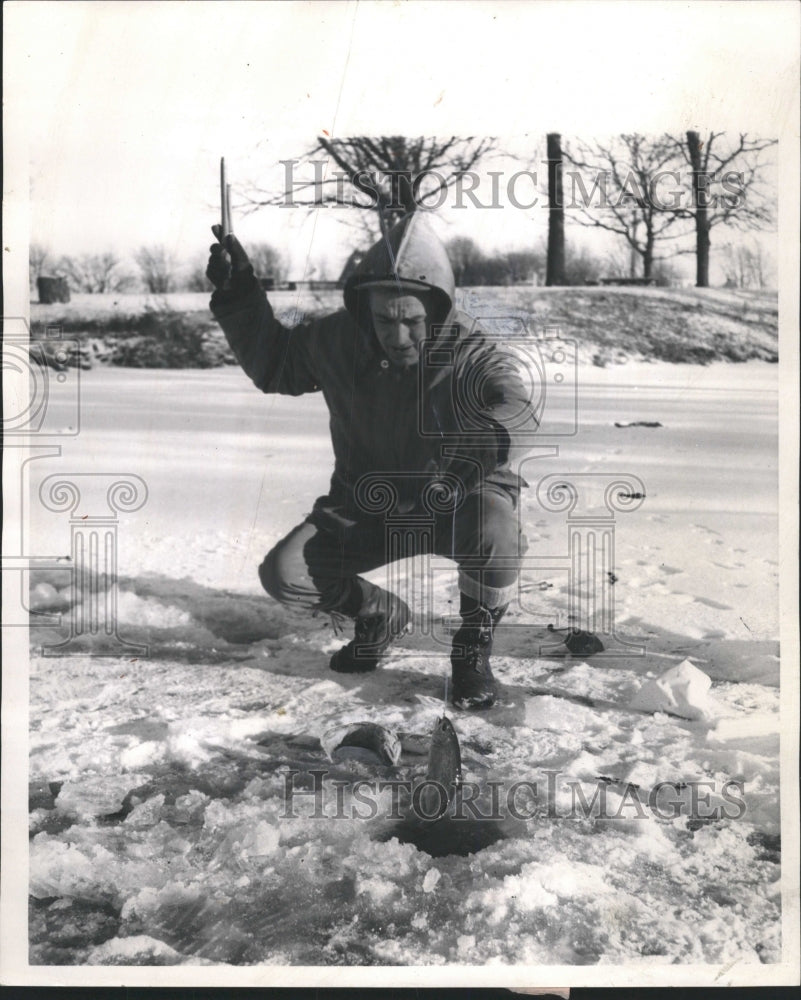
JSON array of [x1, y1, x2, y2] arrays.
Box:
[[87, 934, 190, 966], [23, 359, 785, 968], [630, 659, 722, 721], [423, 868, 441, 893]]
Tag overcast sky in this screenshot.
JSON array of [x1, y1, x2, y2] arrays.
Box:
[[4, 1, 797, 281]]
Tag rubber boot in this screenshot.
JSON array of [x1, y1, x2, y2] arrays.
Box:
[[450, 594, 508, 710], [329, 580, 411, 674]]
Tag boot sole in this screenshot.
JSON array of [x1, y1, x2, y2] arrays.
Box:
[[329, 654, 379, 674], [329, 617, 411, 674], [451, 692, 497, 710]]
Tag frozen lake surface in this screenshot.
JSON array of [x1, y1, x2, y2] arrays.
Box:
[[25, 361, 783, 967]]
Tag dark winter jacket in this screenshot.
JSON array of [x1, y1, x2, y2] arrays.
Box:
[[210, 214, 538, 526]]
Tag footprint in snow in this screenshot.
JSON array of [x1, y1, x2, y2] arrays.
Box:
[[693, 596, 733, 610]]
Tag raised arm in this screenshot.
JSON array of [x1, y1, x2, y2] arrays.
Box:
[[468, 342, 540, 468], [206, 228, 320, 396], [442, 335, 540, 489]]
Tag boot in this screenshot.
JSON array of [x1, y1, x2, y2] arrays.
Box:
[[450, 595, 508, 710], [329, 581, 411, 674]]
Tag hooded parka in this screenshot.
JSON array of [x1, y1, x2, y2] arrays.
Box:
[[210, 214, 538, 526]]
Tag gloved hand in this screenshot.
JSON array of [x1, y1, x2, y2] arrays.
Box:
[[206, 226, 254, 293]]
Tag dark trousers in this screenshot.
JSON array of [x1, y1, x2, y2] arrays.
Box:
[[259, 485, 527, 614]]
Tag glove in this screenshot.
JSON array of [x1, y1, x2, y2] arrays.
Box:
[[206, 226, 255, 293]]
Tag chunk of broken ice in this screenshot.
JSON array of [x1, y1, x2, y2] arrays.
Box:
[[630, 659, 720, 721]]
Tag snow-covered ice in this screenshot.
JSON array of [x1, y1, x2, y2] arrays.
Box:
[[629, 659, 722, 721], [24, 360, 783, 967]]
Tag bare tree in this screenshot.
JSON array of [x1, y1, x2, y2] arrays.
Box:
[[650, 259, 685, 288], [135, 245, 178, 294], [446, 237, 543, 287], [677, 131, 777, 288], [182, 246, 285, 291], [58, 252, 134, 293], [505, 249, 544, 285], [184, 254, 213, 292], [720, 243, 746, 289], [445, 236, 484, 286], [244, 135, 497, 236], [246, 243, 288, 283], [720, 238, 775, 290], [564, 133, 693, 281], [563, 242, 605, 285]]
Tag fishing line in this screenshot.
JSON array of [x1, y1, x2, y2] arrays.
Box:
[[432, 398, 454, 709]]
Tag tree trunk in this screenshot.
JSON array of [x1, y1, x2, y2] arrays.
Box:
[[643, 235, 654, 281], [629, 216, 639, 278], [696, 215, 711, 288], [687, 130, 710, 288], [546, 133, 566, 286]]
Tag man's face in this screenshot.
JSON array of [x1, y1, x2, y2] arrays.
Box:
[[369, 289, 430, 368]]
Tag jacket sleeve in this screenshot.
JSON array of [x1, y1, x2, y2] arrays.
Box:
[[474, 343, 540, 466], [210, 273, 321, 395], [448, 339, 540, 485]]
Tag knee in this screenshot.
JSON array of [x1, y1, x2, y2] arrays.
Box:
[[483, 518, 525, 563], [462, 489, 524, 559], [258, 542, 294, 604]]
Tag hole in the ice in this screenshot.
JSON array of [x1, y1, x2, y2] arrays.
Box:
[[747, 830, 781, 863], [104, 717, 170, 741], [120, 576, 294, 644], [30, 575, 315, 661], [96, 762, 264, 825], [686, 815, 723, 833], [375, 816, 507, 857], [29, 780, 64, 811], [29, 896, 122, 951], [30, 810, 76, 839]]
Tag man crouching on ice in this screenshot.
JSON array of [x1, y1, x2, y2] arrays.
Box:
[[207, 214, 537, 709]]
